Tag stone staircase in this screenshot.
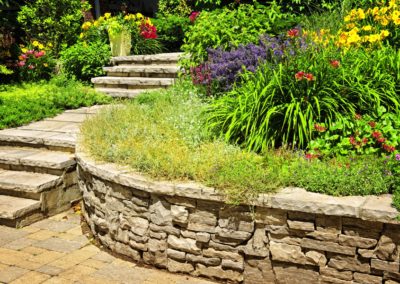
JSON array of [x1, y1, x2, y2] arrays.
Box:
[[0, 106, 103, 228], [92, 52, 182, 99]]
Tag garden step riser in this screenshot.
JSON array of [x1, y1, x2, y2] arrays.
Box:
[[94, 84, 170, 90], [0, 141, 75, 153], [0, 211, 44, 228], [91, 77, 175, 87], [94, 88, 162, 99], [0, 164, 66, 176], [106, 72, 178, 78], [0, 195, 43, 228], [113, 60, 179, 66]]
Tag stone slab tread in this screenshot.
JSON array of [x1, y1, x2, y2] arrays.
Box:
[[0, 146, 75, 170], [95, 88, 163, 98], [0, 170, 62, 194], [91, 76, 175, 86], [103, 65, 180, 74], [111, 52, 183, 65], [0, 195, 41, 219]]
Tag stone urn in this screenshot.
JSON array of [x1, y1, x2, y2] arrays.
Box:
[[109, 28, 131, 57]]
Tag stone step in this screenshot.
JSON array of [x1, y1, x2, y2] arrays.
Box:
[[95, 88, 162, 99], [92, 77, 175, 89], [0, 169, 62, 200], [111, 52, 183, 66], [0, 146, 75, 175], [0, 195, 43, 227], [0, 128, 76, 152], [104, 65, 180, 78]]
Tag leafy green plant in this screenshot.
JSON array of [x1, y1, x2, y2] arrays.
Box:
[[152, 15, 190, 52], [130, 33, 164, 55], [0, 75, 111, 129], [0, 64, 12, 75], [17, 0, 90, 54], [309, 107, 400, 157], [181, 2, 297, 67], [60, 41, 111, 82]]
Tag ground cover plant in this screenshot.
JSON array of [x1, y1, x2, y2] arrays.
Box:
[[0, 76, 111, 129]]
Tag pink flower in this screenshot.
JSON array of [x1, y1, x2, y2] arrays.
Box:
[[26, 50, 34, 55], [28, 64, 35, 70], [189, 11, 200, 23], [21, 54, 27, 60], [34, 51, 45, 58], [17, 61, 26, 67]]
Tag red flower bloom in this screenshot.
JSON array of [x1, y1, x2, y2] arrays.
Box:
[[314, 124, 326, 132], [140, 23, 157, 39], [295, 71, 305, 80], [372, 131, 381, 139], [305, 153, 313, 159], [287, 28, 299, 37], [362, 137, 368, 145], [189, 11, 200, 23], [383, 144, 396, 152], [330, 60, 340, 68], [368, 121, 376, 128], [21, 54, 27, 60], [349, 136, 356, 145], [377, 137, 386, 143], [304, 73, 315, 81]]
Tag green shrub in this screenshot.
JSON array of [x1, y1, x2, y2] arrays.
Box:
[[0, 75, 111, 129], [206, 45, 400, 152], [152, 15, 190, 52], [131, 34, 164, 55], [157, 0, 192, 17], [17, 0, 90, 54], [60, 41, 111, 82], [181, 2, 297, 67]]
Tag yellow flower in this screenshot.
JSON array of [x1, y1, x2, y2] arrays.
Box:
[[346, 23, 356, 29], [368, 34, 381, 43], [136, 13, 144, 20], [32, 40, 40, 47], [380, 17, 389, 26], [372, 7, 380, 16], [357, 8, 366, 20], [380, 30, 390, 38], [21, 47, 28, 53], [43, 63, 48, 67], [362, 25, 372, 31], [47, 43, 53, 48], [93, 20, 99, 27], [104, 12, 111, 19], [82, 21, 92, 30], [38, 44, 44, 49], [79, 33, 84, 39], [344, 15, 352, 22]]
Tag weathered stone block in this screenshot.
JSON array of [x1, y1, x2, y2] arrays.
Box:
[[129, 217, 149, 236], [239, 228, 269, 257], [196, 232, 210, 243], [269, 234, 302, 246], [167, 259, 194, 273], [148, 238, 167, 252], [164, 196, 196, 208], [287, 220, 315, 231], [167, 235, 201, 255], [149, 199, 172, 226], [374, 235, 397, 261], [244, 258, 275, 284], [338, 235, 377, 249], [255, 208, 287, 225], [149, 223, 180, 236], [353, 272, 382, 284], [202, 248, 242, 262], [288, 211, 315, 221], [166, 248, 186, 261], [171, 205, 189, 224], [273, 263, 319, 284], [301, 238, 356, 256], [307, 231, 338, 242], [187, 210, 217, 233], [114, 242, 141, 261], [328, 255, 370, 273], [319, 276, 353, 284], [371, 259, 399, 273], [194, 264, 243, 282], [270, 241, 308, 265], [305, 251, 327, 266], [215, 227, 252, 242], [221, 259, 244, 271], [186, 254, 221, 266], [320, 267, 353, 281], [181, 230, 196, 239], [143, 250, 167, 268], [316, 215, 342, 234], [358, 248, 375, 258]]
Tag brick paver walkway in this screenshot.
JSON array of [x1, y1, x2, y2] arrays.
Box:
[[0, 209, 216, 284]]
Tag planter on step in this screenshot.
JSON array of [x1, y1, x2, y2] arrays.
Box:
[[109, 29, 132, 57]]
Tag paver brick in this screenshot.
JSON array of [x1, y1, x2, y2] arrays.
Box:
[[10, 271, 51, 284]]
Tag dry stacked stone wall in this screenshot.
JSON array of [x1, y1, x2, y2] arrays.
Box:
[[77, 151, 400, 284]]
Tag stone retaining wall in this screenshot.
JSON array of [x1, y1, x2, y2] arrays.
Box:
[[76, 150, 400, 284]]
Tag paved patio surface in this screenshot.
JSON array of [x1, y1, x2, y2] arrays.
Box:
[[0, 209, 216, 284]]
